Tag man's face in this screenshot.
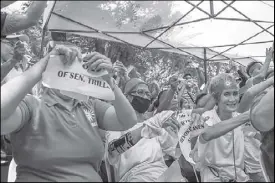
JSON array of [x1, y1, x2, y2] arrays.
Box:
[[249, 63, 262, 77], [218, 88, 239, 113], [184, 75, 192, 87], [1, 39, 14, 62]]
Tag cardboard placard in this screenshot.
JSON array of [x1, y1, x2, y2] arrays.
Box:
[[177, 109, 205, 165]]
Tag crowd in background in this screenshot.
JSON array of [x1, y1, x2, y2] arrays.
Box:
[[1, 1, 274, 182]]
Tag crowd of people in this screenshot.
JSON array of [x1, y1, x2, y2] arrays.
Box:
[[1, 1, 274, 182]]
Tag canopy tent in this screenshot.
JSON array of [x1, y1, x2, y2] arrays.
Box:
[[42, 1, 274, 69]]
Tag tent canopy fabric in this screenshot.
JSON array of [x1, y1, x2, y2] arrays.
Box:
[[43, 1, 274, 66]]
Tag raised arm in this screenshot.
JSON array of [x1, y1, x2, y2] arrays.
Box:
[[1, 54, 49, 134], [250, 87, 274, 132], [1, 1, 47, 35], [238, 77, 274, 113], [99, 79, 138, 131], [1, 46, 80, 135], [200, 111, 250, 142], [1, 59, 18, 82], [1, 41, 26, 82], [156, 76, 178, 113], [195, 67, 205, 89], [84, 52, 137, 131], [248, 47, 273, 86]]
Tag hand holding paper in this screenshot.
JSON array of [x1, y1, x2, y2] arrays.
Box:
[[113, 61, 128, 76], [83, 52, 113, 75], [50, 45, 82, 67]]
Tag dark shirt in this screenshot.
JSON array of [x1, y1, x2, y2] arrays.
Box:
[[10, 91, 105, 181]]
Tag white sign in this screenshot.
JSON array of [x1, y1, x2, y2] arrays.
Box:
[[177, 109, 205, 165], [42, 55, 115, 101]]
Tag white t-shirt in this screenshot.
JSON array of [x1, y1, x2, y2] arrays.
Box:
[[105, 111, 178, 182], [196, 109, 250, 182]]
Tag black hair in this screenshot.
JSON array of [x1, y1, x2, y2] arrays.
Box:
[[237, 70, 248, 88], [195, 93, 208, 105], [183, 73, 192, 79], [246, 61, 263, 76]]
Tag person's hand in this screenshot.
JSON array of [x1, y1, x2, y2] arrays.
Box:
[[12, 41, 26, 61], [266, 46, 274, 62], [83, 52, 113, 74], [50, 45, 82, 67], [169, 75, 179, 91], [150, 80, 160, 99], [142, 111, 179, 138], [113, 61, 127, 76]]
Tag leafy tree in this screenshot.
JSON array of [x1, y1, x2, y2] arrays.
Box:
[[12, 1, 235, 88]]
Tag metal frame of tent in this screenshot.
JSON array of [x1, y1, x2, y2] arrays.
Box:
[[41, 0, 274, 83]]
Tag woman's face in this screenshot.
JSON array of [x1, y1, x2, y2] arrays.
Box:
[[128, 83, 151, 101], [218, 88, 239, 113]]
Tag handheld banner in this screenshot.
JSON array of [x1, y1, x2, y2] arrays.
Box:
[[42, 55, 115, 101]]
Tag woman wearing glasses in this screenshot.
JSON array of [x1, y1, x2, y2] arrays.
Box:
[[105, 78, 181, 182]]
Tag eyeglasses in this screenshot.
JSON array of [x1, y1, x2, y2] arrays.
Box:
[[130, 89, 152, 99]]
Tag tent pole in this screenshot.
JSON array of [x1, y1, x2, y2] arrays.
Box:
[[214, 0, 235, 17], [213, 17, 273, 24], [204, 48, 207, 84], [39, 29, 46, 58], [208, 24, 274, 60], [185, 1, 212, 17], [221, 0, 274, 36], [210, 0, 215, 18], [143, 0, 204, 49]]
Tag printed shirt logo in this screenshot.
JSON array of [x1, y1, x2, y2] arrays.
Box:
[[81, 102, 98, 127]]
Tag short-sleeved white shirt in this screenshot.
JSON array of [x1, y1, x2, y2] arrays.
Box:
[[197, 109, 250, 182]]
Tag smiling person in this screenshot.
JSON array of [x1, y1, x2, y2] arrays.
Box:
[[194, 73, 251, 182], [244, 46, 273, 91], [1, 45, 138, 182]]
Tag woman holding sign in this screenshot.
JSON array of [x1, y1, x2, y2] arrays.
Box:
[[1, 45, 138, 182]]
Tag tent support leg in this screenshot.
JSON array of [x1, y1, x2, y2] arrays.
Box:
[[204, 48, 207, 84], [210, 0, 214, 18], [40, 28, 46, 58]]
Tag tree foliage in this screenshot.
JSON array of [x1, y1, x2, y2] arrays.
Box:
[[13, 1, 234, 87]]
